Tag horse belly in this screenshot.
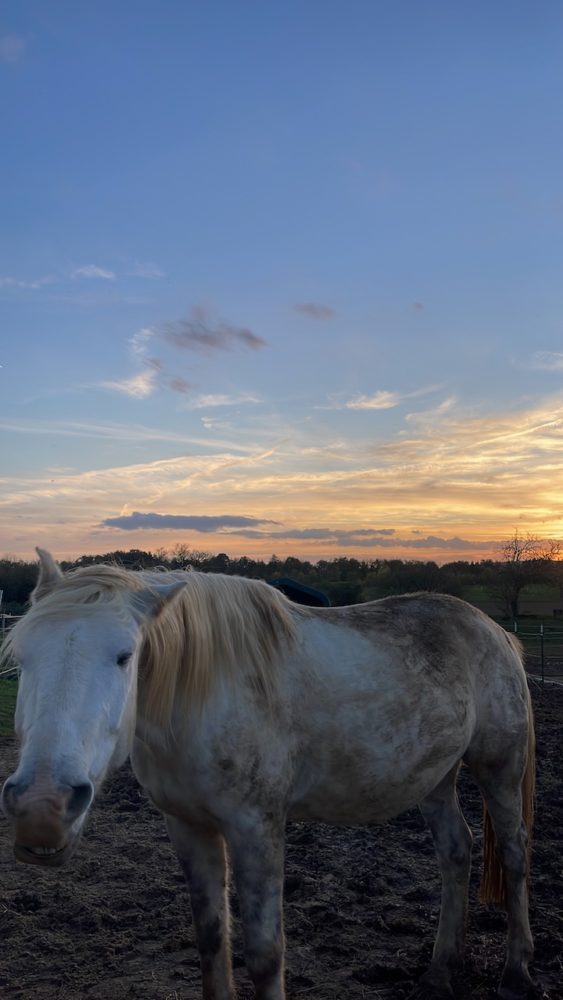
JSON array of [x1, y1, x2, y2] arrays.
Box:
[[287, 728, 467, 825]]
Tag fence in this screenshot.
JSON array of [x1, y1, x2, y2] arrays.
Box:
[[511, 622, 563, 685], [0, 615, 21, 678], [1, 614, 20, 641]]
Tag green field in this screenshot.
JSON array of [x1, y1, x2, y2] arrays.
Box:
[[0, 678, 17, 737]]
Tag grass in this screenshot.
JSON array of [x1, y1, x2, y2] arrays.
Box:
[[462, 581, 562, 600], [0, 678, 17, 737]]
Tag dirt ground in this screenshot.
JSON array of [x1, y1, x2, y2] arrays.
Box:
[[0, 682, 561, 1000]]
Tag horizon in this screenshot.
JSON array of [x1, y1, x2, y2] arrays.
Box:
[[2, 3, 563, 564], [0, 539, 555, 571]]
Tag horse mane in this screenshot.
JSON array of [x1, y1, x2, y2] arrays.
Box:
[[143, 570, 306, 725], [3, 564, 303, 726]]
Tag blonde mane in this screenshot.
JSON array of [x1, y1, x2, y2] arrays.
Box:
[[4, 564, 303, 725]]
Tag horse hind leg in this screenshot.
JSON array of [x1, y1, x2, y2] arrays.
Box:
[[417, 763, 473, 999], [466, 716, 535, 1000]]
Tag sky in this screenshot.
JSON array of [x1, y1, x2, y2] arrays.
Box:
[[1, 1, 563, 565]]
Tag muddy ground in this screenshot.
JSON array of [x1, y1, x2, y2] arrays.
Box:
[[0, 682, 561, 1000]]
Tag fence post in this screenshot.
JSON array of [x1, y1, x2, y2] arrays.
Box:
[[540, 624, 544, 687]]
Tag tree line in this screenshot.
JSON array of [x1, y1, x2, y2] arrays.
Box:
[[1, 533, 561, 618]]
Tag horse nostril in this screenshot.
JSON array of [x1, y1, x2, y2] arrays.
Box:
[[1, 778, 20, 817], [67, 782, 94, 820], [1, 776, 94, 823]]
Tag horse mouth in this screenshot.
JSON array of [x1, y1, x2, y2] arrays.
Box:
[[15, 840, 76, 867]]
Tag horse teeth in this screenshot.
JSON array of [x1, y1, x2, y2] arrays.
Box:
[[29, 846, 62, 856]]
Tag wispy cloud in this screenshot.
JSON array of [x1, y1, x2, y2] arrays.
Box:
[[51, 291, 153, 307], [98, 370, 158, 399], [405, 396, 457, 426], [346, 390, 402, 411], [526, 351, 563, 372], [130, 327, 153, 359], [0, 274, 56, 290], [376, 396, 563, 485], [294, 302, 336, 320], [351, 385, 444, 411], [201, 416, 230, 431], [0, 448, 283, 540], [0, 418, 260, 451], [125, 261, 165, 279], [71, 264, 116, 281], [0, 35, 25, 64], [322, 384, 443, 411], [185, 392, 262, 410], [2, 262, 165, 292]]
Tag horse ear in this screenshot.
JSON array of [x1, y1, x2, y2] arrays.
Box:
[[130, 580, 188, 622], [32, 547, 64, 603]]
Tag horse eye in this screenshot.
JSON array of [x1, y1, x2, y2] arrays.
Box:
[[116, 652, 132, 668]]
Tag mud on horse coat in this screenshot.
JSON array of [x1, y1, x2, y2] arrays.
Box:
[[2, 549, 535, 1000]]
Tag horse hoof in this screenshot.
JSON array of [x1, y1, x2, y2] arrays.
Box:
[[497, 967, 539, 1000], [408, 982, 454, 1000], [498, 984, 536, 1000]]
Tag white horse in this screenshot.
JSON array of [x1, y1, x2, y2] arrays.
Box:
[[1, 549, 535, 1000]]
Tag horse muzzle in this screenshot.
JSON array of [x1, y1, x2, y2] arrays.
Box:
[[2, 775, 93, 867], [14, 836, 80, 867]]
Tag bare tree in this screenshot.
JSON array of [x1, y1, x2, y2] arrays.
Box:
[[497, 531, 561, 619]]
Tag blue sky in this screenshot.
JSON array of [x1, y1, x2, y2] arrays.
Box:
[[2, 2, 563, 562]]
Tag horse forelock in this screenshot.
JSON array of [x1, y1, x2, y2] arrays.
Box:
[[1, 564, 141, 667]]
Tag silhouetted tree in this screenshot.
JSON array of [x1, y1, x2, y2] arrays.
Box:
[[496, 531, 561, 619]]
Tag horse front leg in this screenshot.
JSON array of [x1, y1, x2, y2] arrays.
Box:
[[227, 814, 286, 1000], [165, 815, 235, 1000]]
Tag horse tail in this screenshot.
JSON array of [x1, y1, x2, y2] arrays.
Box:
[[480, 679, 535, 907]]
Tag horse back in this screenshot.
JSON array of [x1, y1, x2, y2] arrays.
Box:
[[282, 593, 528, 823]]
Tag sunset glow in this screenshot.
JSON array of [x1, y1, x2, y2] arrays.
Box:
[[2, 4, 563, 565]]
